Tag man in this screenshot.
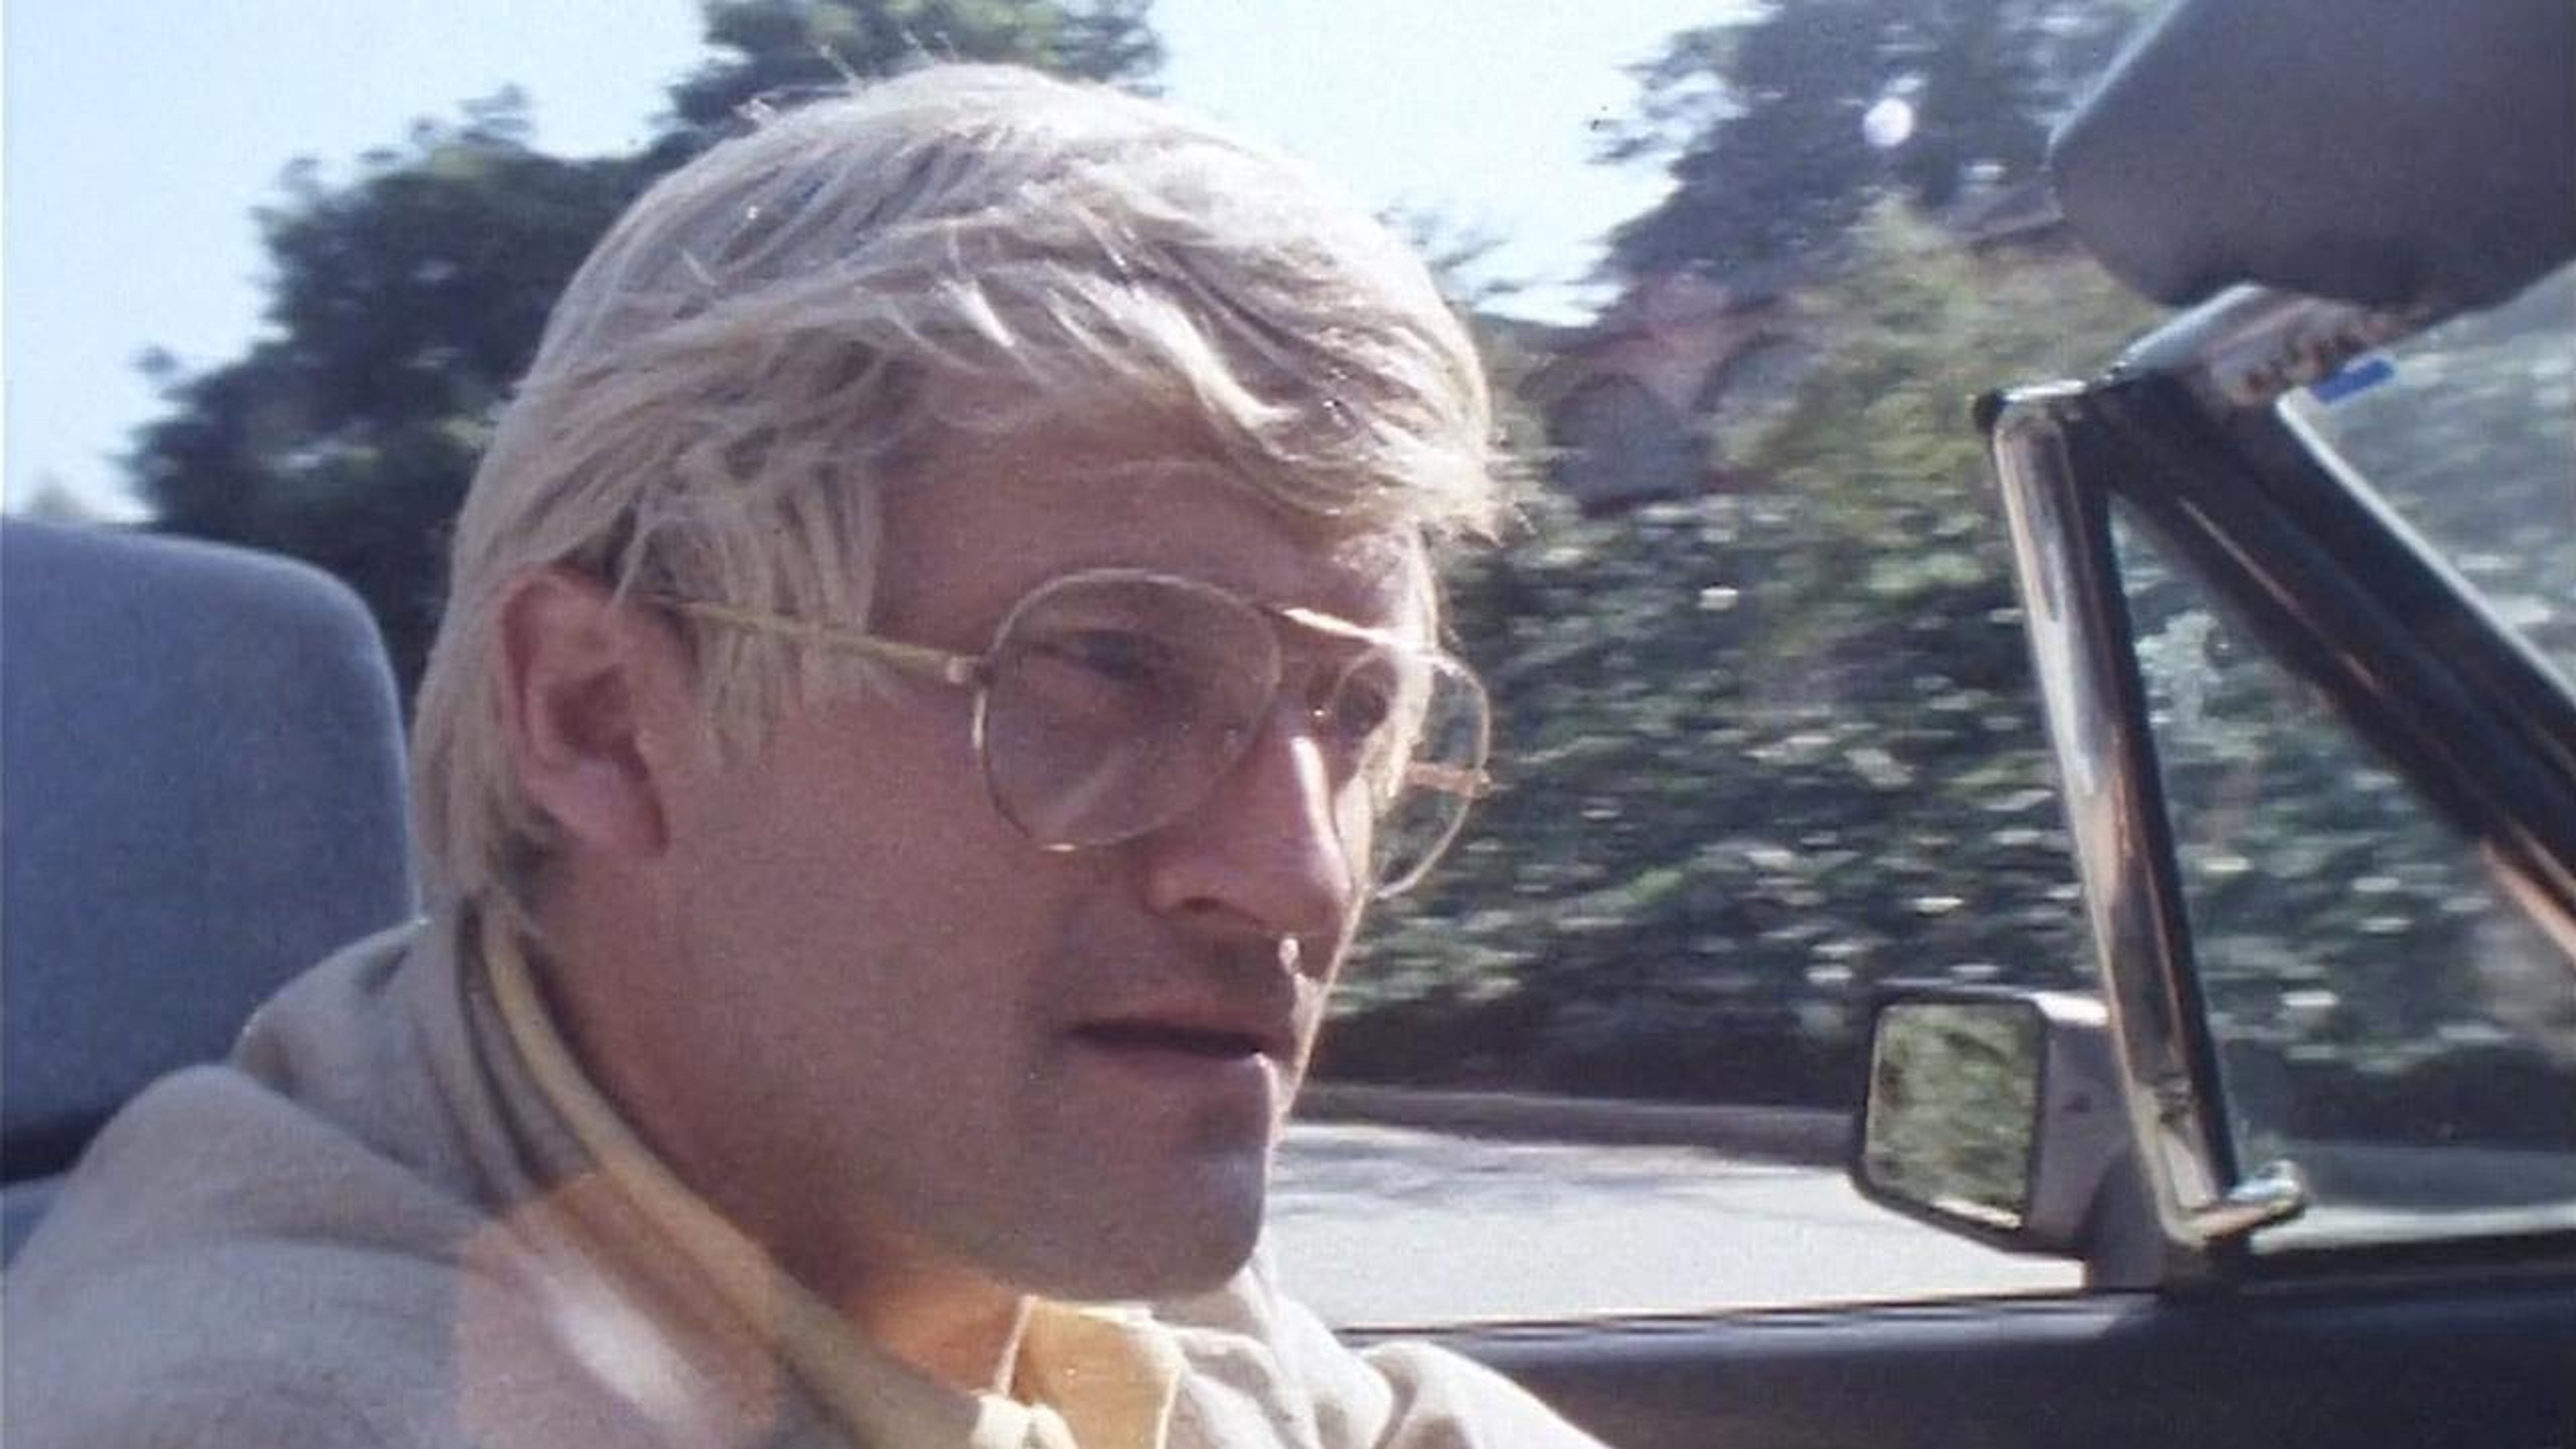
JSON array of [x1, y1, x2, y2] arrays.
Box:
[[5, 65, 1605, 1448]]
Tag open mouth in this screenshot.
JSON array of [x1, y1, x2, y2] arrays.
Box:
[[1073, 1020, 1269, 1061]]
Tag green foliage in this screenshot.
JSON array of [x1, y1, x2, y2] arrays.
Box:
[[1601, 0, 2141, 278], [1334, 224, 2575, 1138], [667, 0, 1161, 129], [131, 0, 1163, 694], [140, 104, 648, 680], [1326, 222, 2158, 1105]]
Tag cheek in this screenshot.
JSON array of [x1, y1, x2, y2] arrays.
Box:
[[673, 702, 1083, 1000], [698, 697, 998, 874]]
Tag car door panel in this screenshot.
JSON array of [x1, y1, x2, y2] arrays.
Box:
[[1444, 1265, 2576, 1448]]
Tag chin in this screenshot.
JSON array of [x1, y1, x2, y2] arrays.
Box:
[[1130, 1210, 1265, 1299], [995, 1166, 1269, 1303]]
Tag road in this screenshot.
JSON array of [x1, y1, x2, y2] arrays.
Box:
[[1266, 1121, 2078, 1328]]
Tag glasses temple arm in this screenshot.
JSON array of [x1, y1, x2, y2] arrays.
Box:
[[1403, 761, 1493, 800], [659, 600, 983, 688]]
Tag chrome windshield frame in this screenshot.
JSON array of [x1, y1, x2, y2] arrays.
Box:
[[1988, 383, 2232, 1280]]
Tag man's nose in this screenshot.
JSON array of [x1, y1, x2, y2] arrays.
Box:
[[1135, 708, 1360, 956]]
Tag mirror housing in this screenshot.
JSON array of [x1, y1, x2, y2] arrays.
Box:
[[1850, 983, 2157, 1284]]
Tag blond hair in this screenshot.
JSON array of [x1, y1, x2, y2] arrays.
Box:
[[411, 64, 1504, 918]]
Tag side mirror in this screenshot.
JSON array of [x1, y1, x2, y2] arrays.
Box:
[[1850, 984, 2158, 1283]]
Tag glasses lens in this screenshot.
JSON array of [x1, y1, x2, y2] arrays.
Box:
[[1357, 653, 1489, 896], [981, 576, 1277, 848], [979, 571, 1490, 896]]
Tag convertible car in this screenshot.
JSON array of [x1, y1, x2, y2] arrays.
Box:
[[4, 0, 2569, 1445]]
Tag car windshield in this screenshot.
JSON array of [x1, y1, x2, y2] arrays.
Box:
[[2105, 260, 2576, 1250], [2281, 264, 2576, 692]]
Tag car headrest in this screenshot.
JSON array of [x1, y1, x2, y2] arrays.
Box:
[[1, 521, 417, 1181], [2050, 0, 2576, 313]]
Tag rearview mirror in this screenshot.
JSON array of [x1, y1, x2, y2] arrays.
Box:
[[1851, 985, 2157, 1282]]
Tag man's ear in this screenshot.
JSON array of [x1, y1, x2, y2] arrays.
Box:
[[490, 568, 696, 861]]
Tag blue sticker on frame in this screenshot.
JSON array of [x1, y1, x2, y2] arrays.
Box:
[[2308, 355, 2396, 405]]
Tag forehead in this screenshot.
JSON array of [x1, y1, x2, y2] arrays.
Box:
[[873, 412, 1430, 643]]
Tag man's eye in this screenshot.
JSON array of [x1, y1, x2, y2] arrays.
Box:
[[1042, 629, 1175, 686], [1320, 678, 1394, 747], [1016, 629, 1195, 722], [1313, 659, 1413, 771]]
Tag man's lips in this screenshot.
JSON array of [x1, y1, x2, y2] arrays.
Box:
[[1068, 1011, 1295, 1065]]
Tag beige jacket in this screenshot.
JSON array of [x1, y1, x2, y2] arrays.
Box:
[[2, 916, 1603, 1448]]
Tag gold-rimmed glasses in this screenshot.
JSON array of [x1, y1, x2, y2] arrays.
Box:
[[660, 568, 1491, 898]]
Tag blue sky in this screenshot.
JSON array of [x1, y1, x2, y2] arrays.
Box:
[[3, 1, 1718, 519]]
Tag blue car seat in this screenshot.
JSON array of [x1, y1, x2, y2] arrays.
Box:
[[1, 520, 417, 1260]]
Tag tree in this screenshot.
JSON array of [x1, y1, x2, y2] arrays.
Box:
[[1599, 0, 2141, 280], [1325, 213, 2158, 1104], [667, 0, 1159, 129], [132, 0, 1161, 694]]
